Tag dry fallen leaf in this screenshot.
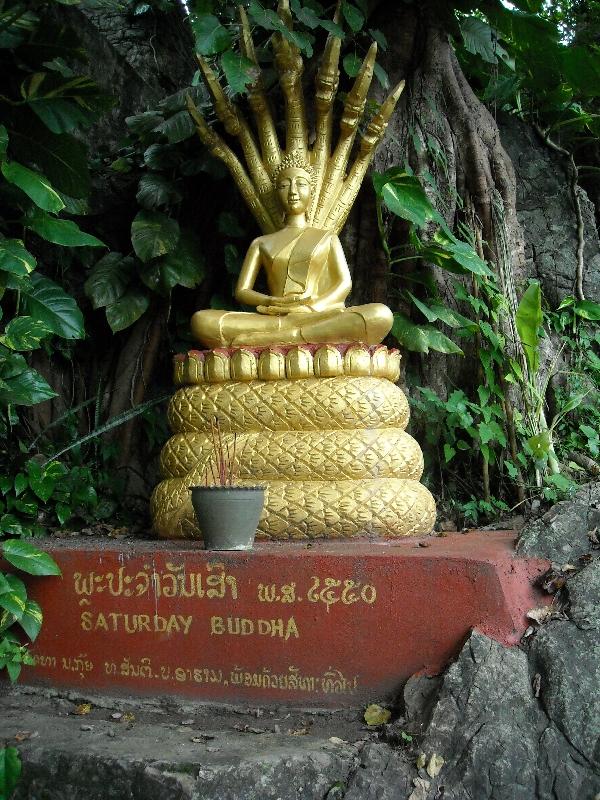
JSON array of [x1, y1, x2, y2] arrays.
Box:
[[14, 731, 38, 742], [527, 605, 554, 625], [289, 726, 310, 736], [408, 777, 431, 800], [328, 736, 347, 745], [74, 703, 92, 716], [416, 752, 427, 769], [426, 753, 444, 778], [121, 712, 135, 724], [364, 703, 391, 726]]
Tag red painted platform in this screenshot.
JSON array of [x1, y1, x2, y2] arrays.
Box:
[[6, 532, 549, 706]]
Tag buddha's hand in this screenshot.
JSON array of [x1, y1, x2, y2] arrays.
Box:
[[257, 305, 291, 316]]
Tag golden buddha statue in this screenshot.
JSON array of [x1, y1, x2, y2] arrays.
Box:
[[151, 1, 436, 541], [191, 154, 393, 348]]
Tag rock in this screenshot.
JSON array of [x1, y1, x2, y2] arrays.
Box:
[[529, 619, 600, 766], [414, 630, 600, 800], [517, 488, 600, 562], [419, 632, 542, 799], [568, 559, 600, 630]]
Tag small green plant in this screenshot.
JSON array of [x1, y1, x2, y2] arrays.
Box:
[[0, 746, 21, 800]]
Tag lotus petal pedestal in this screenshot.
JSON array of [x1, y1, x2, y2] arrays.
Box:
[[151, 344, 436, 540]]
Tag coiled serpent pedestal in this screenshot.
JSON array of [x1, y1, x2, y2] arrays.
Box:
[[151, 346, 436, 540]]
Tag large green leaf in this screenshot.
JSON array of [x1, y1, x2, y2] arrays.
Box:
[[1, 160, 64, 212], [22, 272, 85, 339], [136, 174, 181, 210], [25, 208, 104, 247], [0, 356, 56, 406], [572, 299, 600, 321], [391, 313, 463, 355], [0, 316, 52, 350], [1, 539, 62, 576], [18, 598, 43, 641], [153, 110, 195, 144], [561, 47, 600, 97], [11, 115, 91, 198], [423, 232, 493, 277], [220, 50, 258, 95], [192, 13, 231, 55], [0, 574, 26, 619], [131, 210, 180, 263], [516, 282, 542, 374], [341, 1, 364, 32], [105, 290, 150, 333], [0, 239, 36, 276], [460, 16, 506, 64], [159, 230, 205, 290], [84, 253, 134, 309], [374, 169, 444, 228]]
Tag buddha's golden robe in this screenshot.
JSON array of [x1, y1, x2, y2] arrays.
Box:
[[191, 226, 393, 348]]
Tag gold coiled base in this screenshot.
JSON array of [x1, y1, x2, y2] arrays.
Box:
[[151, 346, 436, 540]]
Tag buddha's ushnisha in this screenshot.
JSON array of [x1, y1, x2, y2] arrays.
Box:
[[187, 1, 404, 348]]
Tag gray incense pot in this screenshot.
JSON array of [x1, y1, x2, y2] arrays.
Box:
[[189, 486, 265, 550]]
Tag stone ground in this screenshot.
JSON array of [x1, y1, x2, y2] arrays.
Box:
[[2, 483, 600, 799]]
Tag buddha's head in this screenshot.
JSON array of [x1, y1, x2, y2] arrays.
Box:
[[273, 152, 314, 217]]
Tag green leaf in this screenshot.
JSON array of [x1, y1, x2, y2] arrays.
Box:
[[516, 282, 542, 374], [343, 53, 362, 78], [528, 429, 552, 460], [460, 16, 503, 64], [341, 1, 364, 32], [423, 232, 493, 277], [391, 313, 463, 355], [105, 290, 150, 333], [25, 208, 104, 248], [18, 599, 43, 641], [374, 169, 443, 228], [478, 420, 507, 447], [1, 540, 62, 576], [0, 357, 56, 406], [561, 46, 600, 98], [444, 443, 456, 463], [84, 253, 134, 310], [0, 574, 26, 619], [1, 161, 64, 213], [153, 110, 196, 144], [131, 210, 180, 263], [159, 230, 205, 290], [11, 118, 91, 198], [192, 13, 231, 55], [504, 459, 518, 478], [0, 239, 36, 276], [373, 62, 389, 90], [22, 273, 85, 339], [0, 746, 21, 798], [126, 110, 164, 134], [56, 503, 72, 525], [220, 50, 258, 95], [0, 316, 52, 350], [136, 174, 181, 210], [573, 299, 600, 321]]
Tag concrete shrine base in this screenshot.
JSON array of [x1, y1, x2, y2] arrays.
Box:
[[6, 530, 550, 708]]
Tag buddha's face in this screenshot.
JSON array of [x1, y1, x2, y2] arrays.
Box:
[[276, 167, 312, 216]]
